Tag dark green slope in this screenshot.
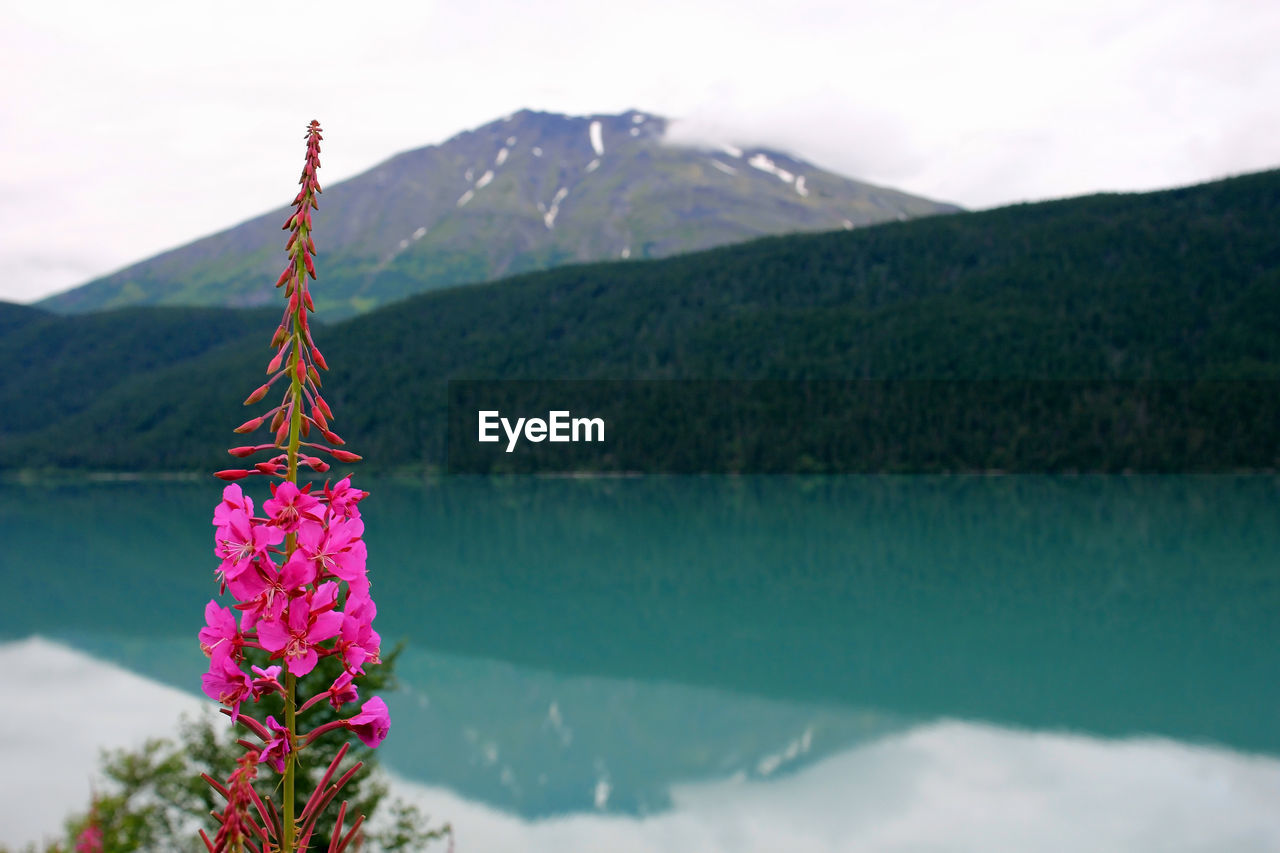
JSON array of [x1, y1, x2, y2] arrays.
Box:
[[4, 169, 1278, 472], [0, 304, 279, 437]]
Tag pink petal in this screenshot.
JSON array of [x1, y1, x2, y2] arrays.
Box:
[[257, 618, 290, 653]]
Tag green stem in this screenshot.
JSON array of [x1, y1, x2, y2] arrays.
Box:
[[283, 671, 297, 850], [281, 307, 305, 852]]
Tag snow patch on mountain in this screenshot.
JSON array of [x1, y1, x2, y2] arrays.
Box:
[[589, 121, 604, 156], [749, 153, 796, 184], [544, 187, 569, 229]]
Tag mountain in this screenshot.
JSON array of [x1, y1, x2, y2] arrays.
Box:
[[39, 109, 958, 319], [5, 168, 1278, 473], [0, 302, 278, 437]]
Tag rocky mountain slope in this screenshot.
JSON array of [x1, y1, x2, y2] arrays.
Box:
[[41, 109, 958, 318]]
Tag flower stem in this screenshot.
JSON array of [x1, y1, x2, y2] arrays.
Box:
[[283, 671, 298, 851], [281, 307, 305, 852]]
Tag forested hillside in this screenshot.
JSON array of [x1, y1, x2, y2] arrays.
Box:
[[4, 169, 1277, 473]]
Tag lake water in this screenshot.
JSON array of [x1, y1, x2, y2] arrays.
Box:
[[3, 476, 1279, 850]]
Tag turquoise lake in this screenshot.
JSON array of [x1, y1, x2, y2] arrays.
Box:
[[3, 475, 1278, 848]]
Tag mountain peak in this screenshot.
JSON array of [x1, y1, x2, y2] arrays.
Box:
[[41, 109, 959, 317]]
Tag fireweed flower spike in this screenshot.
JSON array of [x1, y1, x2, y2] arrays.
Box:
[[198, 120, 387, 853]]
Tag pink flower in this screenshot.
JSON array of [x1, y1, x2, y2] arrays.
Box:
[[202, 651, 252, 719], [328, 670, 359, 710], [250, 664, 283, 701], [75, 818, 102, 853], [257, 592, 343, 676], [198, 600, 241, 659], [345, 565, 372, 604], [229, 548, 314, 629], [212, 483, 254, 529], [344, 696, 390, 748], [325, 477, 368, 520], [296, 514, 366, 582], [260, 715, 292, 773], [279, 548, 320, 589], [311, 579, 341, 613], [214, 509, 284, 588], [263, 481, 321, 532], [336, 597, 381, 674]]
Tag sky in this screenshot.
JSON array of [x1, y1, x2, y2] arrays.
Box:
[[3, 0, 1278, 303]]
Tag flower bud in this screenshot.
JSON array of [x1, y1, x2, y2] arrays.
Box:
[[320, 427, 345, 445], [234, 416, 265, 434], [215, 469, 253, 481], [306, 457, 330, 473], [228, 446, 258, 458], [330, 449, 362, 463], [270, 325, 287, 347], [243, 384, 270, 405], [308, 365, 321, 386], [311, 347, 328, 371], [267, 347, 287, 375]]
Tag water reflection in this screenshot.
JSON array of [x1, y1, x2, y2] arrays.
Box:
[[387, 647, 906, 816], [373, 476, 1280, 753], [2, 475, 1278, 809], [387, 722, 1280, 853], [6, 638, 1280, 851]]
